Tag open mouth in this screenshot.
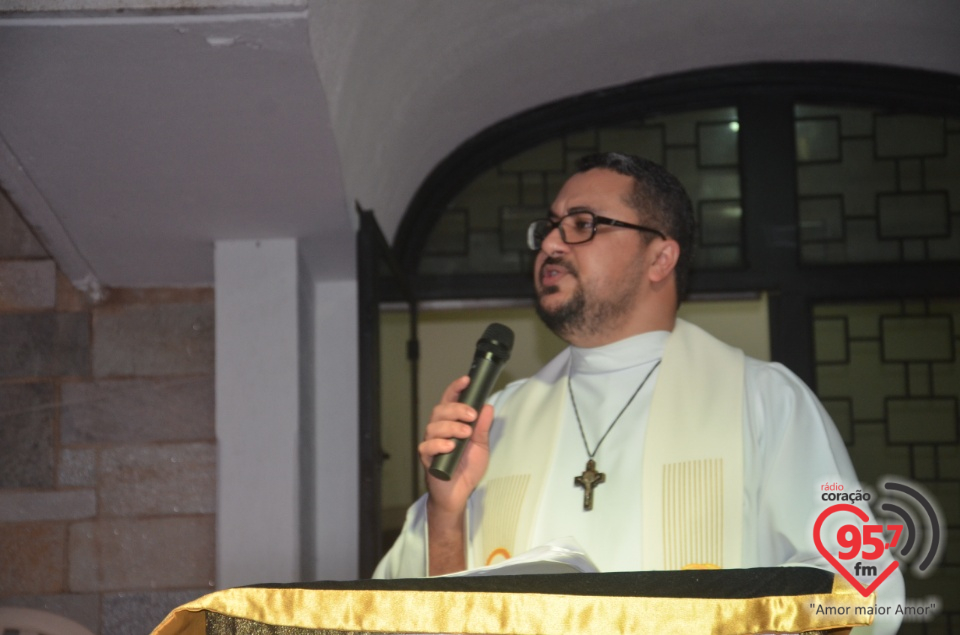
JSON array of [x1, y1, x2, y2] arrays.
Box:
[[538, 258, 575, 291]]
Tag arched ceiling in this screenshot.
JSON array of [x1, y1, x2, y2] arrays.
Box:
[[0, 1, 957, 289], [309, 0, 960, 243]]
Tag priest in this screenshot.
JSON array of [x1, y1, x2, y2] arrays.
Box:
[[374, 152, 903, 634]]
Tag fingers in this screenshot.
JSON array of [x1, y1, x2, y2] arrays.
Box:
[[419, 419, 472, 468], [439, 375, 471, 404], [425, 419, 474, 440], [419, 375, 493, 472], [428, 376, 479, 438], [418, 437, 456, 469], [429, 401, 477, 429]]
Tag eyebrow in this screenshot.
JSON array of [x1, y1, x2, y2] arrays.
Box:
[[547, 205, 595, 220]]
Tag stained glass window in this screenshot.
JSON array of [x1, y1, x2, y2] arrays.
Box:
[[796, 106, 960, 264]]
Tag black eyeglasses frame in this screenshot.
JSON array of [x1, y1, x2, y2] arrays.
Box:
[[526, 210, 667, 251]]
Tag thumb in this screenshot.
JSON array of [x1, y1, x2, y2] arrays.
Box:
[[469, 404, 495, 449]]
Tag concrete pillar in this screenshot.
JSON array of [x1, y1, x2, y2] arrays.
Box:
[[215, 239, 299, 588], [304, 278, 359, 580]]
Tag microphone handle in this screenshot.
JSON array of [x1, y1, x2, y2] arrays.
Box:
[[428, 351, 505, 481]]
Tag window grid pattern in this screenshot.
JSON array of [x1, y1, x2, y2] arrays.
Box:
[[813, 298, 960, 622], [419, 108, 744, 275], [796, 106, 960, 264]]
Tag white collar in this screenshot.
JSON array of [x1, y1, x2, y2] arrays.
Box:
[[569, 330, 669, 376]]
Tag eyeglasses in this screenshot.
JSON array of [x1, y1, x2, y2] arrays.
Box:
[[526, 211, 667, 251]]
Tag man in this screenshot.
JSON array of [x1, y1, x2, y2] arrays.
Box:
[[375, 152, 902, 633]]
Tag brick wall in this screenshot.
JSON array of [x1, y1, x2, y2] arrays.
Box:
[[0, 191, 216, 634]]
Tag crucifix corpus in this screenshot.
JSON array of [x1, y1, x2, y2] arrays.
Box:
[[574, 459, 605, 510]]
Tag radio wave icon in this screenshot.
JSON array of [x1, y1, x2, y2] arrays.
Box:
[[879, 478, 944, 576], [879, 501, 916, 558]]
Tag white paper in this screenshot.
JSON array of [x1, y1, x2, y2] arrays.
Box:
[[443, 537, 599, 577]]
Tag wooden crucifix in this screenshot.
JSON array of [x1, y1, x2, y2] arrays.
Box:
[[574, 459, 605, 511]]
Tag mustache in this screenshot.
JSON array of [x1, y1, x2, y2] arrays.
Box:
[[539, 256, 580, 278], [540, 256, 578, 278]]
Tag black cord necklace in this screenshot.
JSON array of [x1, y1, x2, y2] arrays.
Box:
[[569, 360, 661, 510]]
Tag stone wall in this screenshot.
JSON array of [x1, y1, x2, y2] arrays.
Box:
[[0, 190, 216, 634]]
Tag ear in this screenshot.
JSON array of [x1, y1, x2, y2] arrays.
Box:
[[647, 238, 680, 284]]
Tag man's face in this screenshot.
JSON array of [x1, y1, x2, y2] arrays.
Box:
[[534, 168, 654, 345]]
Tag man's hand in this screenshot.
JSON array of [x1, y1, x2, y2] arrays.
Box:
[[419, 375, 494, 575]]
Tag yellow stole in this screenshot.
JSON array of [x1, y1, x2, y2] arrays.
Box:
[[468, 319, 745, 570]]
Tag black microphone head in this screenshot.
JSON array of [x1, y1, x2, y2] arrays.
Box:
[[477, 322, 514, 360]]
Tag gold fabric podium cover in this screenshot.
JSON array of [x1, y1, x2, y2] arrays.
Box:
[[152, 568, 873, 635]]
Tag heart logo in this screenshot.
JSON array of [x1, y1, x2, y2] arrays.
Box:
[[813, 503, 899, 597]]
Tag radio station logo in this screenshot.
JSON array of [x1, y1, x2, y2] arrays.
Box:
[[814, 477, 944, 598]]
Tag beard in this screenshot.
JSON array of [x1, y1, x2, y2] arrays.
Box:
[[534, 256, 582, 337], [535, 283, 587, 339], [535, 257, 637, 342]]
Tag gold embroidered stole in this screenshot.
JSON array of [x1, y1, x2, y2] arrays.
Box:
[[643, 319, 744, 569], [470, 319, 745, 570]]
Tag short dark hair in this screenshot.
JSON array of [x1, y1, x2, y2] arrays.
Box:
[[576, 152, 695, 302]]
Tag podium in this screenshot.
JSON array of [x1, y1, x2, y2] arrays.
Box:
[[151, 567, 874, 634]]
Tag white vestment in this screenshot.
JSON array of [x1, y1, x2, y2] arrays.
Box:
[[374, 322, 903, 634]]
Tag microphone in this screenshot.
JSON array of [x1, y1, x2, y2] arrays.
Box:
[[429, 322, 514, 481]]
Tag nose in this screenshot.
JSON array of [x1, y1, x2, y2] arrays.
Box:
[[538, 222, 568, 255]]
